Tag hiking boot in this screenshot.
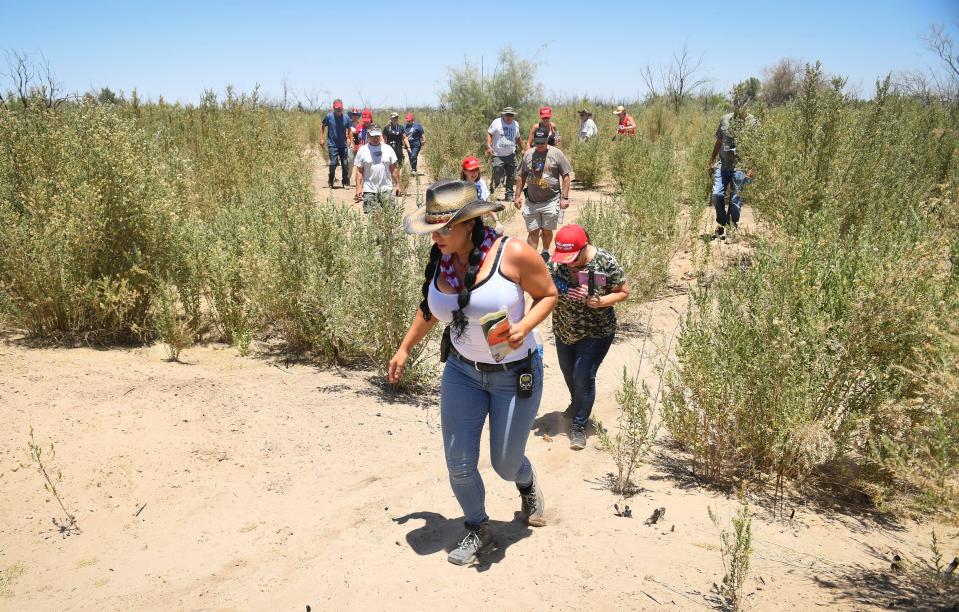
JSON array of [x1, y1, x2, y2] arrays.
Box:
[[447, 522, 493, 566], [518, 467, 546, 526], [714, 225, 725, 240], [570, 424, 587, 450]]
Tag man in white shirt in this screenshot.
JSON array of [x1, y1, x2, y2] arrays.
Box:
[[353, 124, 401, 213], [577, 108, 598, 143], [486, 106, 525, 201]]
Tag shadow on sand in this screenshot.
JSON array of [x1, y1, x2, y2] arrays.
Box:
[[392, 511, 533, 572]]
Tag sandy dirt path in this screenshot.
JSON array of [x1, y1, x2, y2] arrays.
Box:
[[0, 153, 950, 611]]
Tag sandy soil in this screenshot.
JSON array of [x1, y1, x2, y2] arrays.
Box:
[[0, 154, 951, 611]]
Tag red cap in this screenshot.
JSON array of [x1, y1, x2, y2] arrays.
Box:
[[405, 112, 414, 121], [550, 224, 589, 264], [462, 156, 480, 171], [350, 107, 360, 115], [539, 106, 552, 118], [332, 100, 344, 109]]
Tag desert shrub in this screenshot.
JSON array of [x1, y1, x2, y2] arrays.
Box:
[[150, 281, 195, 361], [709, 502, 753, 611], [570, 137, 604, 188], [340, 204, 439, 391], [579, 135, 681, 302], [420, 111, 484, 181], [441, 45, 541, 129], [662, 64, 959, 506], [0, 99, 188, 341], [869, 317, 959, 514], [594, 367, 659, 494], [662, 218, 954, 486]]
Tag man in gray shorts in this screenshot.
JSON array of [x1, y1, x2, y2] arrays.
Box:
[[515, 126, 572, 258]]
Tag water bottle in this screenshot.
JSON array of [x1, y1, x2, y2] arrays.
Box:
[[533, 327, 545, 361]]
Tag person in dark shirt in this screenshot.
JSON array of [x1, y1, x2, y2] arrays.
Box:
[[321, 99, 353, 188], [384, 112, 412, 168], [404, 112, 426, 174]]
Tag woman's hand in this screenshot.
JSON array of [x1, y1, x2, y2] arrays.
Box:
[[507, 323, 528, 350], [387, 347, 410, 384], [586, 295, 604, 309]]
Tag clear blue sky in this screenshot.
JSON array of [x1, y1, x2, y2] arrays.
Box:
[[2, 0, 956, 107]]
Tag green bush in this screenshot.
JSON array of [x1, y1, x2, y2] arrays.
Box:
[[579, 135, 681, 302], [0, 99, 187, 341], [570, 137, 604, 188], [661, 68, 959, 507]]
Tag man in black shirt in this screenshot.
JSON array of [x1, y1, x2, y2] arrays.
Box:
[[384, 112, 411, 167]]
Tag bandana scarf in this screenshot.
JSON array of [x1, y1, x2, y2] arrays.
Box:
[[439, 226, 499, 290]]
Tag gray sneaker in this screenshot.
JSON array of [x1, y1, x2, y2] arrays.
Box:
[[447, 522, 493, 566], [519, 468, 547, 527], [570, 424, 587, 450]]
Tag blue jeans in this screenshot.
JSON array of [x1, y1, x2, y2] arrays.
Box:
[[440, 351, 543, 527], [712, 167, 748, 227], [555, 334, 614, 428], [328, 145, 350, 185], [409, 142, 421, 171]]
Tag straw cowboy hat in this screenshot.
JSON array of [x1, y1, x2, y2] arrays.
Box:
[[404, 179, 504, 235]]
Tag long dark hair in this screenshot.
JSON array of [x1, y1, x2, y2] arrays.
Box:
[[419, 218, 486, 341]]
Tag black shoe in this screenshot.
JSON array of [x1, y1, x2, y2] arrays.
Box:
[[714, 225, 725, 240], [343, 181, 351, 188], [540, 250, 550, 264], [447, 522, 494, 565]]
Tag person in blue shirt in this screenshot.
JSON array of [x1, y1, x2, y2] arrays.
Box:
[[404, 112, 426, 174], [321, 99, 353, 189]]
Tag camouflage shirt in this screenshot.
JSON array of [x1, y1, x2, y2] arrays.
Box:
[[548, 248, 626, 344]]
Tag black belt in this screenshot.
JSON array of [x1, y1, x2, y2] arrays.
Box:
[[450, 345, 527, 372]]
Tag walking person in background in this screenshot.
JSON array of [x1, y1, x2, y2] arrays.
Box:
[[384, 112, 411, 167], [612, 105, 636, 139], [547, 224, 629, 450], [515, 127, 572, 259], [353, 123, 401, 213], [347, 107, 362, 174], [389, 179, 557, 566], [353, 108, 373, 151], [404, 112, 426, 174], [577, 108, 598, 143], [321, 99, 353, 189], [486, 107, 524, 202], [527, 106, 560, 148], [460, 156, 502, 234], [708, 89, 758, 239]]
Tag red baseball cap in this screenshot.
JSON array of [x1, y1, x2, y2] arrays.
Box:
[[462, 156, 481, 171], [332, 100, 344, 109], [539, 106, 552, 118], [405, 112, 414, 121], [550, 224, 589, 264]]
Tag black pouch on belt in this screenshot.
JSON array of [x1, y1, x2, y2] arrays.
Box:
[[516, 349, 534, 399], [439, 326, 452, 363]]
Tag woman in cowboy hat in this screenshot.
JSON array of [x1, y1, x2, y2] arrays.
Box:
[[388, 179, 557, 566]]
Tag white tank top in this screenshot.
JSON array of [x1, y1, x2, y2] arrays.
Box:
[[427, 238, 537, 364]]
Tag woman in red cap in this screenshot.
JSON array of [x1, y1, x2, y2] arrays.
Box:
[[547, 224, 630, 450], [460, 156, 503, 233], [527, 106, 560, 148]]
